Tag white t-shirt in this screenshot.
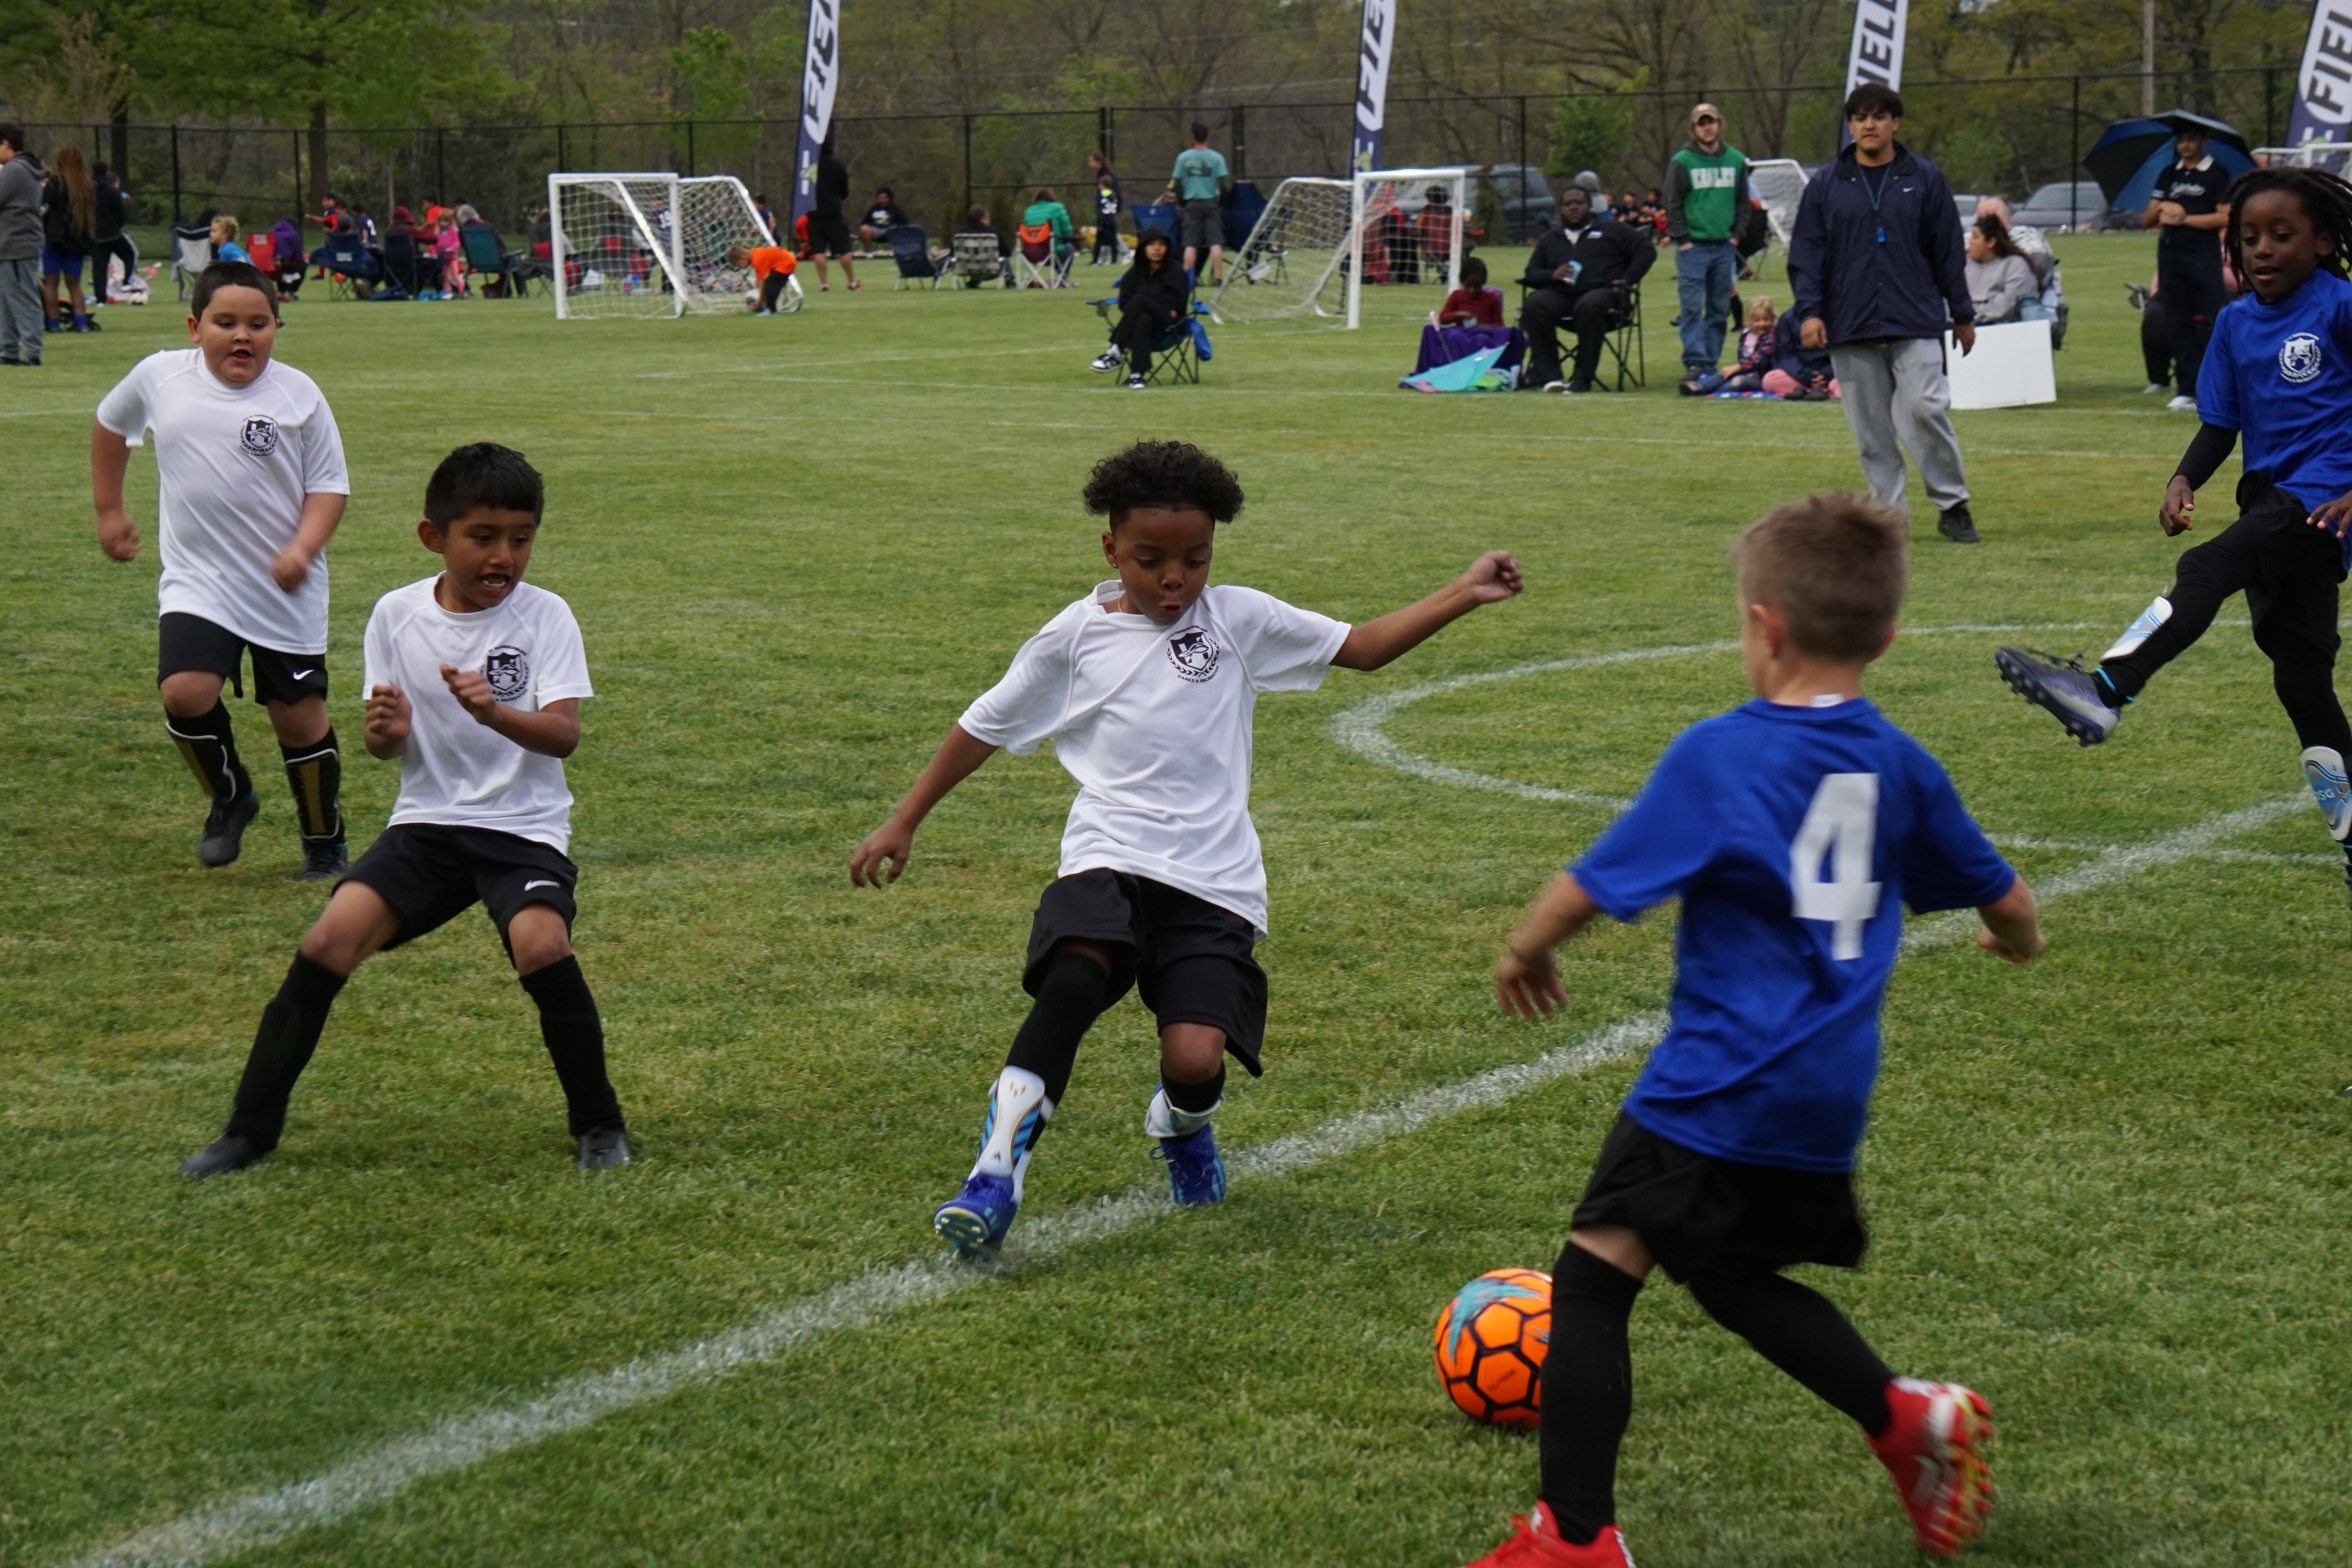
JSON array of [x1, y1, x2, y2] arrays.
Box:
[[959, 581, 1350, 935], [95, 348, 350, 655], [362, 577, 595, 853]]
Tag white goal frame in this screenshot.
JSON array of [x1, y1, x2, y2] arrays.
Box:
[[1347, 166, 1470, 328], [1209, 166, 1470, 328], [549, 171, 800, 319]]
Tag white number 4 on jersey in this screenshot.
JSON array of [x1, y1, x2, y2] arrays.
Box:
[[1790, 773, 1883, 960]]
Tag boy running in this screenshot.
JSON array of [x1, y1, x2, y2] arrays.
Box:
[[1996, 168, 2352, 926], [1470, 493, 2044, 1565], [849, 440, 1524, 1254], [94, 260, 351, 876], [180, 444, 629, 1178]]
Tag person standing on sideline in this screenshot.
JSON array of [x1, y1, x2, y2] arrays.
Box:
[[1171, 123, 1231, 288], [0, 124, 46, 365], [1789, 83, 1981, 544], [807, 136, 860, 292], [2144, 125, 2232, 414], [1668, 103, 1749, 394]]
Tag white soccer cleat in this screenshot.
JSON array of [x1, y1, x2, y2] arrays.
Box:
[[2303, 747, 2352, 842]]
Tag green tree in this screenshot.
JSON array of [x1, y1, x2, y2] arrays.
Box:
[[671, 25, 760, 167], [1545, 73, 1644, 185]]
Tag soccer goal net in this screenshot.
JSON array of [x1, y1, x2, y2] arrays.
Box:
[[1209, 166, 1469, 328], [549, 172, 798, 319]]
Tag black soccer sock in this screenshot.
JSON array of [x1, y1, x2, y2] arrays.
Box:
[[1004, 949, 1113, 1105], [1538, 1241, 1646, 1545], [166, 701, 252, 804], [280, 729, 343, 842], [520, 956, 624, 1136], [1683, 1270, 1895, 1434], [1162, 1065, 1225, 1113], [223, 951, 347, 1149]]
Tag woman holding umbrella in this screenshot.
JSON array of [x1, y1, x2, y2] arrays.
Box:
[[2145, 125, 2234, 410]]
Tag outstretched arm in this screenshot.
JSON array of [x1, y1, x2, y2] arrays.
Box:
[[1494, 873, 1601, 1018], [1332, 551, 1524, 671], [849, 724, 1000, 887]]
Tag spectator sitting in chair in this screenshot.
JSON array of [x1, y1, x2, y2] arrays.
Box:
[[208, 214, 249, 265], [1973, 196, 2050, 288], [727, 242, 798, 314], [1517, 186, 1654, 394], [269, 214, 305, 298], [1023, 188, 1076, 258], [1089, 226, 1187, 390], [1436, 255, 1504, 325], [859, 187, 907, 249], [1964, 212, 2037, 325]]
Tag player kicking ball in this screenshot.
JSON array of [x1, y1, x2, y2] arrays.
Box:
[[92, 260, 352, 877], [1997, 168, 2352, 928], [181, 445, 630, 1178], [1470, 494, 2044, 1565], [849, 439, 1524, 1255]]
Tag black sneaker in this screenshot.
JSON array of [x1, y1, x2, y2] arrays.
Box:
[[1677, 374, 1706, 396], [181, 1132, 268, 1178], [1936, 503, 1982, 544], [299, 835, 348, 882], [198, 788, 261, 867], [577, 1126, 632, 1170]]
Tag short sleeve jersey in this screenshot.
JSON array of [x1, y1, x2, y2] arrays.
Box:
[[95, 348, 350, 655], [362, 578, 595, 853], [746, 245, 795, 280], [2152, 158, 2225, 255], [958, 581, 1349, 935], [2198, 269, 2352, 541], [1571, 698, 2014, 1173], [1171, 147, 1229, 203]]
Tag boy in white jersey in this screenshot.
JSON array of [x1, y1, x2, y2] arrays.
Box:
[[180, 445, 629, 1178], [849, 440, 1524, 1254], [93, 260, 352, 877]]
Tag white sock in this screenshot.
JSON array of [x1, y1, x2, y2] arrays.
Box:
[[1144, 1084, 1220, 1140], [971, 1068, 1052, 1196], [2102, 595, 2172, 661]]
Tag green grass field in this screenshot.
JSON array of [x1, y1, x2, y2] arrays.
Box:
[[7, 240, 2350, 1568]]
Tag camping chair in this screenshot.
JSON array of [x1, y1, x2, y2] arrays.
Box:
[[242, 233, 277, 275], [1089, 296, 1212, 386], [515, 237, 555, 296], [1512, 279, 1645, 391], [314, 232, 382, 300], [886, 225, 948, 290], [1014, 222, 1073, 288], [459, 222, 524, 298], [379, 231, 433, 299], [171, 224, 212, 299], [950, 232, 1008, 289]]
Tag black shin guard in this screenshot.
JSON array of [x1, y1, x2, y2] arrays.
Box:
[[279, 730, 343, 842], [520, 956, 624, 1136], [1538, 1243, 1646, 1545], [1162, 1065, 1225, 1113], [1684, 1270, 1895, 1434], [1005, 950, 1113, 1105], [167, 701, 252, 803], [224, 952, 347, 1147]]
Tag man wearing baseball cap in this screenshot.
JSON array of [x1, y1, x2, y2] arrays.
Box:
[[1666, 103, 1750, 395]]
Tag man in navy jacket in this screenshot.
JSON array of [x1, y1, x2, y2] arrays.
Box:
[[1789, 83, 1983, 543]]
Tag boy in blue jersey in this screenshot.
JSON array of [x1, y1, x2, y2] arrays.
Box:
[[1998, 168, 2352, 927], [1465, 493, 2045, 1567]]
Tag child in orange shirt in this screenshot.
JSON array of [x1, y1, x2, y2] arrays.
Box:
[[728, 243, 799, 314]]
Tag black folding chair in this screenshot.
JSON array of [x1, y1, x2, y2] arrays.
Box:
[[1513, 279, 1644, 391], [1089, 298, 1211, 385], [315, 233, 383, 301], [887, 225, 947, 289]]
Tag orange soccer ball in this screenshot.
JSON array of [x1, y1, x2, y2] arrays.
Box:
[[1432, 1268, 1552, 1429]]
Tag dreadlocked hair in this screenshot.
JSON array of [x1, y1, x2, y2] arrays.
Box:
[[2224, 165, 2352, 283]]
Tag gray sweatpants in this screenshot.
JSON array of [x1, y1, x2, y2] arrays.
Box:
[[1828, 336, 1968, 519], [0, 255, 41, 362]]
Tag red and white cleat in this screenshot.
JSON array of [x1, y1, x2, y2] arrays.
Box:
[[1461, 1503, 1636, 1567], [1868, 1378, 1994, 1557]]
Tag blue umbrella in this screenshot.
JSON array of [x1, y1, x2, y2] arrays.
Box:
[[2084, 111, 2255, 211]]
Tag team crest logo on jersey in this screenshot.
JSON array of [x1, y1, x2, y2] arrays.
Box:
[[1167, 627, 1220, 682], [2279, 332, 2324, 385], [483, 646, 530, 702], [239, 416, 279, 456]]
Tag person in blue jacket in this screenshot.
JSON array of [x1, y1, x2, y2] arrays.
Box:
[[1788, 83, 1982, 544]]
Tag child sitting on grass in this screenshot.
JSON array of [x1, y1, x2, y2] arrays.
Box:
[[1436, 256, 1505, 326], [1686, 294, 1777, 394], [727, 243, 799, 314], [1468, 491, 2043, 1566]]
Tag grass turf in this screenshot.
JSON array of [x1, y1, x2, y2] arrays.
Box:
[[5, 241, 2348, 1567]]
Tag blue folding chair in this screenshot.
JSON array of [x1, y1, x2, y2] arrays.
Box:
[[1088, 295, 1213, 385], [887, 225, 947, 289]]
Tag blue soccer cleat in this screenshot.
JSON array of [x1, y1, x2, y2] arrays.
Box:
[[1153, 1124, 1226, 1206], [933, 1172, 1018, 1257], [2303, 746, 2352, 841], [1995, 646, 2123, 746]]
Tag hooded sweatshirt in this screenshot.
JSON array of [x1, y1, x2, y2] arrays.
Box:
[[0, 151, 47, 262]]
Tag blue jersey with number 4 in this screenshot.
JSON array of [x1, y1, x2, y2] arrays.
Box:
[[1572, 698, 2014, 1173]]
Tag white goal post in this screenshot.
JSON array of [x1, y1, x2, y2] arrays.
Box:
[[1209, 165, 1470, 327], [549, 172, 801, 319]]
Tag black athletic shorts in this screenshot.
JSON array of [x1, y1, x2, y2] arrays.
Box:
[[341, 823, 579, 956], [2216, 471, 2347, 653], [1022, 867, 1269, 1075], [158, 612, 329, 707], [808, 206, 853, 258], [1572, 1112, 1867, 1283], [1180, 200, 1225, 252]]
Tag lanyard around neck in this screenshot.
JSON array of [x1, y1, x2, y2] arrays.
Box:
[[1858, 160, 1894, 245]]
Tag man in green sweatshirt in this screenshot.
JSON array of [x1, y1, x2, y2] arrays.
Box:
[[1666, 103, 1749, 394]]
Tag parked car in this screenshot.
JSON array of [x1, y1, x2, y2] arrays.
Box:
[[1953, 192, 1991, 227], [1483, 163, 1554, 242], [2012, 181, 2132, 232]]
